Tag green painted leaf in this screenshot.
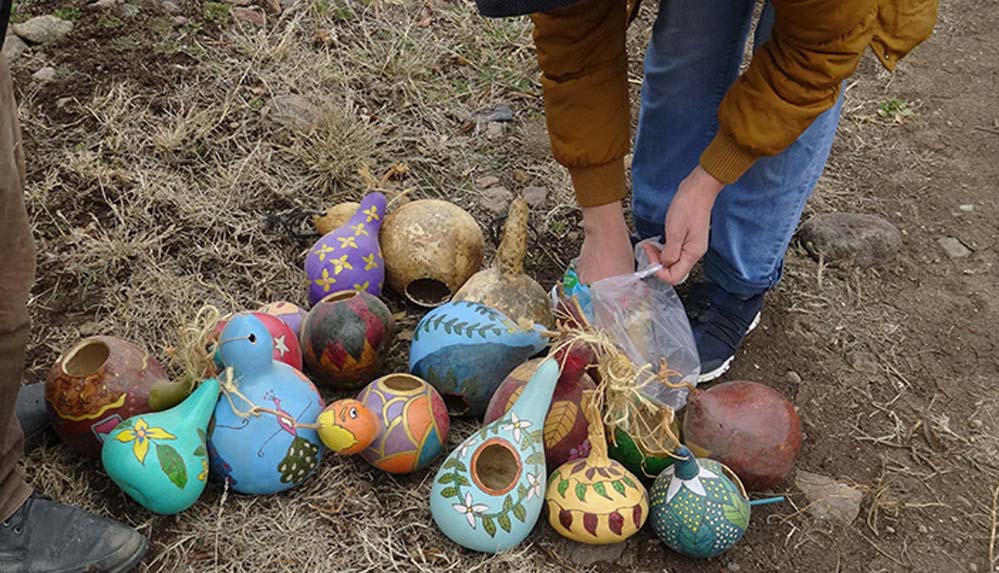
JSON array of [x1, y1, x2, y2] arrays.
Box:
[[197, 429, 205, 442], [520, 432, 533, 448], [439, 487, 459, 499], [155, 443, 187, 490], [456, 475, 471, 486], [513, 503, 527, 522], [482, 516, 496, 537], [529, 429, 544, 443], [612, 480, 627, 496], [443, 458, 459, 470], [526, 451, 545, 466], [622, 475, 637, 489], [503, 495, 514, 512], [722, 498, 751, 530], [498, 513, 512, 533], [438, 473, 455, 484], [575, 483, 587, 502], [453, 460, 468, 472], [193, 445, 207, 457], [518, 483, 529, 499], [557, 478, 570, 498], [593, 482, 612, 500]]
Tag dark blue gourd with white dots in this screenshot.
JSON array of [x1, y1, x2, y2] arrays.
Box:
[[649, 446, 750, 559]]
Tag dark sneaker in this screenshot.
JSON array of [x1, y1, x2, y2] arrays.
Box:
[[684, 281, 764, 382], [15, 383, 49, 450], [0, 493, 148, 573]]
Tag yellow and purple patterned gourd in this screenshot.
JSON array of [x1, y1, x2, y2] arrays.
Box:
[[545, 394, 648, 544], [649, 445, 750, 558], [305, 193, 386, 306]]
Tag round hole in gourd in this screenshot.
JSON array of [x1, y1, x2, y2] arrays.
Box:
[[63, 340, 110, 377], [321, 290, 359, 304], [441, 392, 468, 416], [471, 439, 521, 496], [382, 374, 422, 393], [405, 279, 451, 307]]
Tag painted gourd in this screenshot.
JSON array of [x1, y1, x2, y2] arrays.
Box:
[[102, 378, 220, 515], [381, 199, 485, 307], [208, 313, 325, 495], [313, 201, 361, 236], [409, 301, 547, 418], [484, 341, 596, 468], [430, 359, 559, 553], [318, 373, 450, 473], [649, 445, 750, 559], [211, 312, 303, 372], [683, 380, 801, 491], [607, 418, 681, 482], [453, 197, 554, 330], [300, 290, 395, 388], [305, 193, 387, 306], [257, 301, 309, 341], [46, 336, 189, 458], [545, 395, 649, 544]]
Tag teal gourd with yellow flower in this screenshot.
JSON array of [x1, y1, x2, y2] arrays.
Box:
[[102, 378, 220, 515], [649, 445, 750, 559]]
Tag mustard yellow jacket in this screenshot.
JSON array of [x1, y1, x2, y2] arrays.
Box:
[[531, 0, 938, 207]]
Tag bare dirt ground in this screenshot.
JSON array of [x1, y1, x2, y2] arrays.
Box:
[[11, 0, 999, 571]]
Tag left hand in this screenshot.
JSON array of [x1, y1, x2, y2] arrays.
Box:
[[641, 165, 725, 284]]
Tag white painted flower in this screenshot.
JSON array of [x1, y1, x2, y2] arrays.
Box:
[[457, 437, 477, 458], [452, 492, 490, 529], [525, 472, 542, 500], [273, 335, 289, 357], [662, 464, 720, 503], [502, 413, 532, 444]]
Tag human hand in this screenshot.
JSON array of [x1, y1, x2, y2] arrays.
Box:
[[577, 201, 635, 284], [641, 165, 724, 284]]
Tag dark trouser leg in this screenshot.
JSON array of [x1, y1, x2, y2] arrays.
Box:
[[0, 56, 35, 521]]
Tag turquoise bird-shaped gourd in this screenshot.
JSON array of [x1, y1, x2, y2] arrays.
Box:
[[102, 377, 220, 515], [208, 313, 325, 495]]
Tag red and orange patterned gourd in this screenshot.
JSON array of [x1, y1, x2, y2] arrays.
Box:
[[46, 336, 174, 458], [300, 290, 395, 388]]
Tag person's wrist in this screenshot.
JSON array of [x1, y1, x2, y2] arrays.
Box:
[[688, 165, 725, 199]]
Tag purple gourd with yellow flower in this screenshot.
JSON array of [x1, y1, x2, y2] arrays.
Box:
[[305, 193, 387, 306]]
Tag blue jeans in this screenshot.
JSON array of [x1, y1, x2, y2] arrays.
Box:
[[631, 0, 844, 298]]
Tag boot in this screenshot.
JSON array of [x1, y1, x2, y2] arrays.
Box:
[[0, 493, 147, 573]]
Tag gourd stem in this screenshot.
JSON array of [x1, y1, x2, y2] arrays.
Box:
[[582, 390, 609, 464], [497, 197, 529, 277]]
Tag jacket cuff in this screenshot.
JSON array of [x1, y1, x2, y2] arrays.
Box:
[[700, 130, 760, 185], [569, 159, 628, 208]]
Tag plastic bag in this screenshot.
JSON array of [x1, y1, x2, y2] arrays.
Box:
[[554, 238, 700, 411]]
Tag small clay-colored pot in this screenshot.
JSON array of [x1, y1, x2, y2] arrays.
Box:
[[46, 336, 171, 458], [301, 290, 395, 388], [313, 202, 361, 236], [381, 199, 485, 307]]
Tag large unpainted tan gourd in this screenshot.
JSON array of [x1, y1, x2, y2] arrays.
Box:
[[453, 197, 554, 329]]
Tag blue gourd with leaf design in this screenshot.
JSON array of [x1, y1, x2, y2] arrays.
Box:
[[649, 445, 750, 558], [409, 301, 546, 418], [430, 359, 559, 553]]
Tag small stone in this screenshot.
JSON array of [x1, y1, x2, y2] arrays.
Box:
[[279, 0, 299, 9], [231, 6, 266, 26], [727, 562, 742, 571], [475, 175, 500, 189], [567, 540, 626, 566], [173, 15, 188, 25], [78, 321, 100, 336], [224, 0, 252, 5], [479, 104, 513, 123], [846, 350, 879, 374], [885, 525, 895, 534], [478, 186, 513, 215], [971, 419, 983, 429], [263, 0, 281, 13], [512, 168, 529, 184], [938, 237, 972, 258], [485, 122, 505, 140], [2, 35, 27, 63], [958, 203, 974, 212], [264, 94, 320, 132], [795, 471, 863, 525], [918, 524, 928, 534], [786, 371, 802, 385], [13, 15, 74, 45], [160, 0, 180, 13], [56, 97, 73, 108], [968, 563, 978, 572], [797, 212, 902, 267], [521, 185, 548, 208], [31, 66, 56, 82], [85, 0, 119, 10], [955, 496, 973, 510], [115, 3, 139, 18]]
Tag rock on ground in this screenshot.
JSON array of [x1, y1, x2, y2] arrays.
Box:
[[31, 66, 56, 82], [475, 175, 500, 189], [478, 186, 513, 215], [478, 104, 513, 123], [485, 121, 505, 140], [795, 470, 863, 525], [521, 185, 548, 208], [797, 212, 902, 267], [231, 6, 266, 26], [2, 36, 27, 63], [13, 15, 74, 45], [566, 539, 627, 566], [263, 94, 320, 132], [937, 236, 972, 258]]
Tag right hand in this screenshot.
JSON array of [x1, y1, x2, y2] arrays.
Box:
[[576, 201, 634, 284]]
